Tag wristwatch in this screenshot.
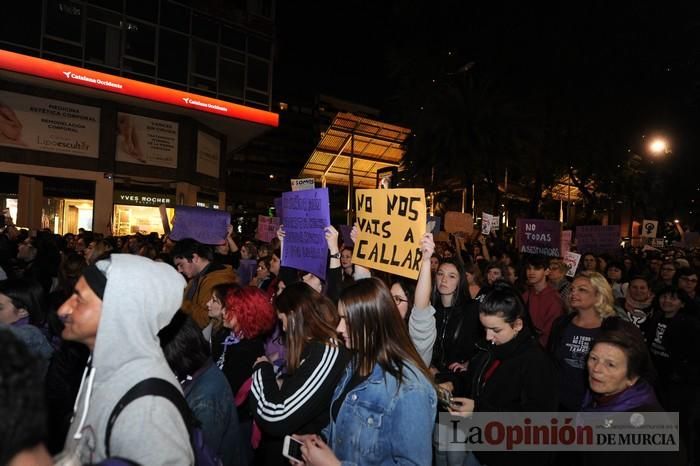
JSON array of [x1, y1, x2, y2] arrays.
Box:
[[329, 252, 341, 259]]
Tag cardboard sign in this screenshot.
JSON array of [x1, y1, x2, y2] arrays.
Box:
[[256, 215, 280, 243], [237, 259, 258, 287], [575, 225, 621, 255], [339, 224, 354, 248], [641, 220, 659, 238], [281, 188, 331, 279], [170, 206, 229, 244], [444, 211, 474, 234], [516, 219, 562, 257], [290, 178, 315, 191], [353, 189, 426, 280], [564, 251, 581, 277], [561, 230, 572, 254], [481, 213, 499, 235], [434, 231, 450, 243]]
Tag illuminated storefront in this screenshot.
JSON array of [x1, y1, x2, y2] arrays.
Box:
[[113, 191, 175, 236]]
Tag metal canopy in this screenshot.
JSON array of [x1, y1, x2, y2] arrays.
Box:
[[299, 112, 411, 189]]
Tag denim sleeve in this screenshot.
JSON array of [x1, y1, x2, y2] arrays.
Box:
[[189, 396, 227, 452], [389, 385, 437, 465]]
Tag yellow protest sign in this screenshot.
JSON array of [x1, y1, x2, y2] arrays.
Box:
[[353, 188, 426, 280]]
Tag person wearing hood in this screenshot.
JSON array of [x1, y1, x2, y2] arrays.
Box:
[[56, 254, 194, 465], [172, 238, 238, 328]]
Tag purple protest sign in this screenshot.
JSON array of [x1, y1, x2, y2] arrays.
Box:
[[281, 188, 330, 279], [273, 197, 283, 220], [237, 259, 258, 287], [516, 218, 562, 257], [339, 224, 354, 248], [575, 225, 621, 255], [170, 206, 229, 244], [255, 215, 280, 243]]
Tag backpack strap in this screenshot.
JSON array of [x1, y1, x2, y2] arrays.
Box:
[[105, 378, 197, 458]]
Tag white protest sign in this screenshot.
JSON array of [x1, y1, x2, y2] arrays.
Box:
[[482, 213, 499, 235], [291, 178, 315, 191], [563, 251, 581, 277], [641, 219, 658, 238]]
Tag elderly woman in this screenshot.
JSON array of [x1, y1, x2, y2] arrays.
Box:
[[548, 271, 623, 411], [578, 318, 681, 466]]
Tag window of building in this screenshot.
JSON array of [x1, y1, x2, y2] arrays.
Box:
[[161, 0, 190, 32], [221, 47, 245, 62], [1, 3, 42, 48], [43, 37, 83, 59], [123, 58, 156, 76], [87, 5, 122, 25], [192, 13, 218, 42], [86, 21, 121, 67], [191, 40, 217, 78], [124, 20, 155, 62], [248, 36, 271, 59], [126, 0, 158, 23], [45, 0, 83, 43], [86, 0, 123, 12], [191, 74, 217, 93], [158, 30, 189, 84], [219, 59, 245, 97], [246, 56, 269, 91], [221, 26, 246, 51]]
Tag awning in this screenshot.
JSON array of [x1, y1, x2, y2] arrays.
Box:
[[299, 112, 411, 189]]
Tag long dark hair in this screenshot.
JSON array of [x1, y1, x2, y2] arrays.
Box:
[[389, 275, 416, 322], [480, 280, 536, 335], [159, 311, 211, 382], [432, 257, 469, 308], [339, 278, 433, 385], [0, 279, 46, 327], [273, 282, 340, 374]]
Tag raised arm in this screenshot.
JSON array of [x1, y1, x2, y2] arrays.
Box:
[[414, 233, 435, 310]]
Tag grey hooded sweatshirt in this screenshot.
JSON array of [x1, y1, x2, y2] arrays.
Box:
[[62, 254, 194, 465]]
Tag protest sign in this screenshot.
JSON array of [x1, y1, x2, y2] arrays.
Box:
[[273, 197, 284, 219], [561, 230, 572, 254], [564, 251, 581, 277], [170, 206, 229, 244], [516, 219, 562, 257], [481, 213, 499, 235], [353, 189, 426, 280], [281, 188, 330, 279], [256, 215, 280, 243], [290, 178, 315, 191], [575, 225, 621, 254], [641, 220, 659, 238], [339, 224, 354, 248], [427, 215, 442, 236], [444, 211, 474, 234], [652, 238, 665, 248], [435, 231, 450, 243], [237, 259, 257, 287]]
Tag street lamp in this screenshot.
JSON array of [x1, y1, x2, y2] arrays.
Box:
[[648, 137, 670, 156]]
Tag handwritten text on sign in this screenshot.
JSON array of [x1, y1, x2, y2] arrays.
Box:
[[516, 218, 562, 257], [256, 215, 280, 243], [281, 188, 330, 280], [353, 189, 426, 280]]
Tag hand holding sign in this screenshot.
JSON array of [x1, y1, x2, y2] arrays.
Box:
[[420, 232, 435, 260], [324, 225, 339, 252]]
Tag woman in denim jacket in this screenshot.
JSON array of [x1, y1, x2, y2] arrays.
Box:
[[297, 277, 437, 466]]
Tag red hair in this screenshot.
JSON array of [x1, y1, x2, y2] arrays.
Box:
[[224, 286, 276, 339]]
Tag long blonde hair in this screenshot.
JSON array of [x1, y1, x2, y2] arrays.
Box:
[[575, 271, 616, 319]]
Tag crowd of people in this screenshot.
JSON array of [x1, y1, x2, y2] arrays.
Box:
[[1, 213, 699, 466]]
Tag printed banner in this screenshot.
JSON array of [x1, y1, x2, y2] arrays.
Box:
[[561, 230, 573, 254], [281, 188, 331, 279], [575, 225, 621, 254], [169, 206, 230, 244], [641, 219, 659, 238], [444, 211, 474, 234], [353, 189, 427, 280], [564, 251, 581, 277], [290, 178, 315, 191], [256, 215, 280, 243], [196, 130, 221, 178], [116, 112, 178, 167], [0, 90, 100, 157], [516, 219, 562, 257], [481, 212, 499, 235]]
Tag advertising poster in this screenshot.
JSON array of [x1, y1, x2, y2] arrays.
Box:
[[575, 225, 621, 254], [170, 206, 229, 244], [281, 188, 331, 279], [196, 130, 221, 178], [116, 112, 178, 167], [0, 90, 100, 157], [353, 188, 427, 280], [516, 219, 562, 257]]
